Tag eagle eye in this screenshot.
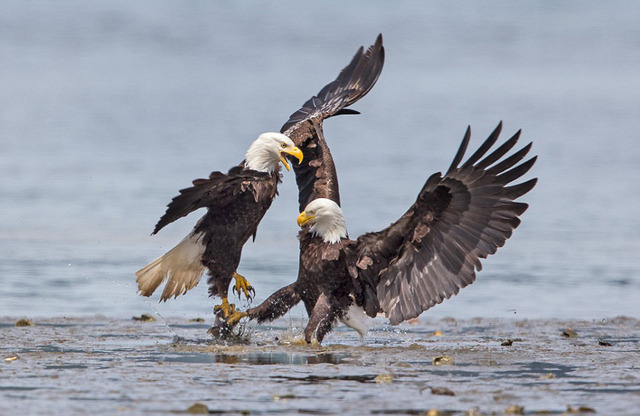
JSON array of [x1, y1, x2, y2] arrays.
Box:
[[280, 142, 287, 148]]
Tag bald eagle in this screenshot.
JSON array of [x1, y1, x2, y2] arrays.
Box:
[[136, 34, 385, 319], [226, 123, 537, 343], [136, 132, 303, 317]]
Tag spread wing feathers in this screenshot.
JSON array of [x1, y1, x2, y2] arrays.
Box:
[[281, 33, 384, 138], [152, 165, 272, 235], [350, 122, 537, 324], [281, 34, 385, 211]]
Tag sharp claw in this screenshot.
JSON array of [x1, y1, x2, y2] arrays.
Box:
[[232, 272, 256, 301]]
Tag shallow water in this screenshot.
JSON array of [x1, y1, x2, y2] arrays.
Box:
[[2, 316, 639, 415]]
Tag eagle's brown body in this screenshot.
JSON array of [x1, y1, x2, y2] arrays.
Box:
[[186, 165, 280, 299], [136, 162, 281, 303], [233, 233, 355, 342]]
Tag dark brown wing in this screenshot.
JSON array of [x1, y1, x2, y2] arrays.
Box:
[[152, 165, 273, 235], [281, 34, 385, 211], [350, 122, 537, 324]]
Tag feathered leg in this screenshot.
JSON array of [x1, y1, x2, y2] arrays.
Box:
[[304, 293, 341, 344], [225, 283, 301, 326]]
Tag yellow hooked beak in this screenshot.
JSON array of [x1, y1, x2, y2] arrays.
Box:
[[279, 146, 304, 171], [297, 211, 316, 227]]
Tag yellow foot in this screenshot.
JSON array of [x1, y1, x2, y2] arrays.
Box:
[[226, 310, 248, 327], [232, 272, 255, 300], [213, 297, 236, 319]]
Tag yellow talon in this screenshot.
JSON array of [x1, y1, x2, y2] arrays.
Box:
[[213, 297, 236, 319], [226, 310, 248, 327], [232, 272, 255, 300]]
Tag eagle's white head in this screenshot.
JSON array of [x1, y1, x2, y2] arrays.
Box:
[[245, 132, 303, 173], [297, 198, 348, 244]]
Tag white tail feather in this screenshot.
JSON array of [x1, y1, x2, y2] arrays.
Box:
[[136, 232, 207, 301]]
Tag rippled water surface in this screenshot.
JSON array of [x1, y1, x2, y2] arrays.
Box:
[[2, 316, 639, 415], [1, 1, 640, 414]]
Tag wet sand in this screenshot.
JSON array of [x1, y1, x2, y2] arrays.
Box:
[[1, 316, 639, 415]]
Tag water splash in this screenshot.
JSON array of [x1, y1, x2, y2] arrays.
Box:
[[144, 300, 177, 337]]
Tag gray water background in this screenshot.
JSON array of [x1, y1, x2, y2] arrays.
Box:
[[1, 1, 639, 321]]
